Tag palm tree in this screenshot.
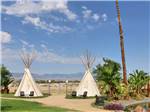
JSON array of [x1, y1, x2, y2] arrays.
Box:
[[116, 0, 127, 84], [94, 58, 121, 97], [128, 70, 150, 95]]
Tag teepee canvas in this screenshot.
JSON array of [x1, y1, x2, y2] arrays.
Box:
[[76, 51, 100, 97], [15, 51, 43, 97]]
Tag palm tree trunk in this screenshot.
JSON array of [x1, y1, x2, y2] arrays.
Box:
[[148, 82, 150, 97], [116, 0, 127, 84]]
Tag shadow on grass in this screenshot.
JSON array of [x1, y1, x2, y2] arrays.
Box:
[[65, 95, 95, 99], [1, 105, 12, 111], [1, 93, 49, 99]]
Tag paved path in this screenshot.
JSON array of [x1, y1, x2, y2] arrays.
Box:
[[118, 98, 150, 107], [26, 95, 112, 112]]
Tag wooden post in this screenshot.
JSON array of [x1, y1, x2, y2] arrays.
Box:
[[48, 80, 51, 96], [65, 80, 68, 96]]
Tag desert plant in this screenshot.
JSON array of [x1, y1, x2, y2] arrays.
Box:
[[128, 70, 150, 97], [94, 58, 122, 98]]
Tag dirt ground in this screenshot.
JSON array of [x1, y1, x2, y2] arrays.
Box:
[[27, 94, 112, 112], [9, 82, 113, 112]]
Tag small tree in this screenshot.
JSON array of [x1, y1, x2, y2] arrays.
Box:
[[1, 65, 14, 93]]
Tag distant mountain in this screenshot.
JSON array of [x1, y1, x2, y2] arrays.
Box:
[[12, 72, 83, 81]]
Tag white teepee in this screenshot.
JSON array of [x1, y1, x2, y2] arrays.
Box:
[[76, 51, 100, 97], [15, 51, 43, 97]]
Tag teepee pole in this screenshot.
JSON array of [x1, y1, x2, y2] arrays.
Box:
[[81, 50, 95, 70], [20, 50, 36, 69]]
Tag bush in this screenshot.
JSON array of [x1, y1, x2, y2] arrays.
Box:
[[1, 65, 14, 93], [104, 103, 124, 110]]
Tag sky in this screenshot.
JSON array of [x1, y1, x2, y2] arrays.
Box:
[[1, 0, 149, 75]]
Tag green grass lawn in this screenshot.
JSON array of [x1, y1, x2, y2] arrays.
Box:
[[1, 99, 78, 112]]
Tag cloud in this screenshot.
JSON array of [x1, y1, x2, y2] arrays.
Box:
[[82, 6, 107, 22], [1, 47, 19, 62], [22, 15, 72, 33], [36, 50, 80, 64], [102, 13, 108, 21], [2, 1, 76, 33], [20, 39, 28, 46], [82, 8, 92, 19], [20, 39, 34, 49], [36, 45, 80, 64], [92, 14, 100, 22], [49, 15, 67, 22], [82, 6, 100, 22], [2, 0, 77, 21], [82, 6, 87, 10], [2, 44, 80, 65], [40, 44, 47, 48], [0, 31, 11, 44]]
